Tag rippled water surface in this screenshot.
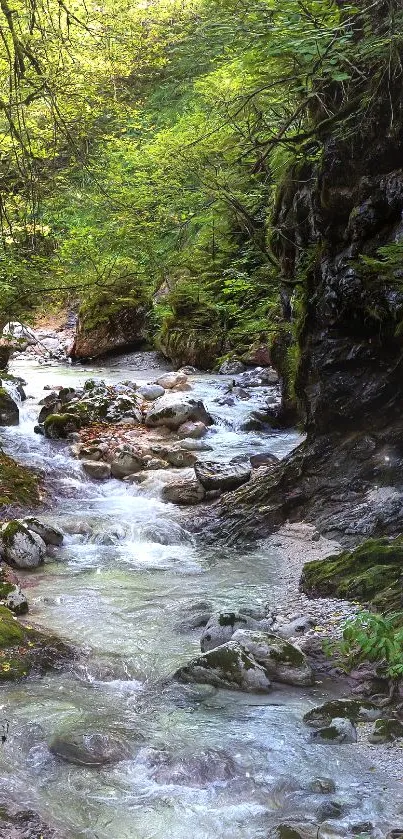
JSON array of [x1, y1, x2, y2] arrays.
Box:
[[0, 355, 401, 838]]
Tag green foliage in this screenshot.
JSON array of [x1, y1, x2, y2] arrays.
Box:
[[0, 0, 401, 360], [339, 610, 403, 680]]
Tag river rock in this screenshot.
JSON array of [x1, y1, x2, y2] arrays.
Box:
[[156, 371, 191, 390], [149, 747, 237, 786], [82, 460, 111, 480], [174, 640, 272, 692], [138, 384, 165, 401], [150, 444, 198, 468], [232, 629, 314, 686], [234, 366, 279, 387], [0, 388, 19, 425], [19, 517, 64, 546], [145, 395, 213, 430], [1, 522, 46, 569], [277, 616, 317, 639], [177, 421, 207, 439], [44, 412, 81, 438], [250, 452, 280, 468], [200, 611, 267, 652], [194, 460, 251, 492], [110, 447, 144, 478], [179, 438, 213, 452], [368, 718, 403, 743], [308, 778, 337, 794], [303, 699, 378, 728], [219, 360, 246, 375], [275, 821, 319, 839], [161, 478, 205, 505], [49, 731, 131, 766], [310, 718, 357, 744]]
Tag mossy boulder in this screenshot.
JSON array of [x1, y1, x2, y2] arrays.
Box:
[[0, 605, 73, 681], [232, 629, 314, 686], [174, 640, 272, 692], [69, 301, 151, 360], [49, 731, 132, 766], [369, 718, 403, 744], [303, 699, 378, 728], [0, 453, 41, 508], [310, 718, 357, 744], [300, 537, 403, 612], [1, 521, 46, 569], [0, 386, 19, 425], [0, 564, 28, 615], [44, 412, 82, 439]]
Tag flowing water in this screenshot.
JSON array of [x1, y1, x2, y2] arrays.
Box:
[[0, 354, 402, 838]]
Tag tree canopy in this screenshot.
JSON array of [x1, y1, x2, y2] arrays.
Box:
[[0, 0, 401, 351]]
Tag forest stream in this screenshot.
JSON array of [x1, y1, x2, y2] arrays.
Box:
[[0, 353, 402, 839]]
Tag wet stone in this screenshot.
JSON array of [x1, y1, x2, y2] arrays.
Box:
[[49, 731, 132, 766]]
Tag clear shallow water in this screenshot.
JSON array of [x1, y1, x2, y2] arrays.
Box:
[[0, 356, 401, 838]]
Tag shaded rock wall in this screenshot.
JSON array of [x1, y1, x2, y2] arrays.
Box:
[[213, 4, 403, 543]]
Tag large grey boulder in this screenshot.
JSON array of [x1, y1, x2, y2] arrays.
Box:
[[145, 395, 213, 430], [174, 640, 272, 692], [161, 479, 205, 505], [1, 522, 46, 569], [200, 611, 268, 652], [232, 630, 314, 687], [49, 731, 131, 766], [0, 389, 19, 425], [19, 517, 63, 547], [194, 461, 251, 492]]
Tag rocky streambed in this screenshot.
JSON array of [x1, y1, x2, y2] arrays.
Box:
[[0, 352, 402, 839]]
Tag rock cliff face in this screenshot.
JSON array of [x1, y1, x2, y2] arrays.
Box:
[[217, 9, 403, 543]]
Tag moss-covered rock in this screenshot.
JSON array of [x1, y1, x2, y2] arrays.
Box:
[[0, 605, 73, 681], [174, 640, 272, 692], [0, 387, 19, 426], [1, 520, 46, 569], [0, 452, 41, 509], [0, 564, 28, 615], [300, 537, 403, 612], [369, 718, 403, 744], [69, 299, 151, 360], [232, 629, 314, 686], [303, 699, 378, 728], [44, 412, 82, 439]]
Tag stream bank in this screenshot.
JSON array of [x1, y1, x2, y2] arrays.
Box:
[[0, 353, 402, 839]]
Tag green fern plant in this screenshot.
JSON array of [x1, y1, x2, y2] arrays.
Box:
[[340, 610, 403, 681]]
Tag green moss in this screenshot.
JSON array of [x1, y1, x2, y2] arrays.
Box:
[[300, 536, 403, 612], [370, 718, 403, 742], [1, 520, 28, 546], [0, 605, 73, 681], [44, 412, 81, 438], [304, 699, 376, 728], [0, 452, 41, 508], [0, 605, 25, 646]]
